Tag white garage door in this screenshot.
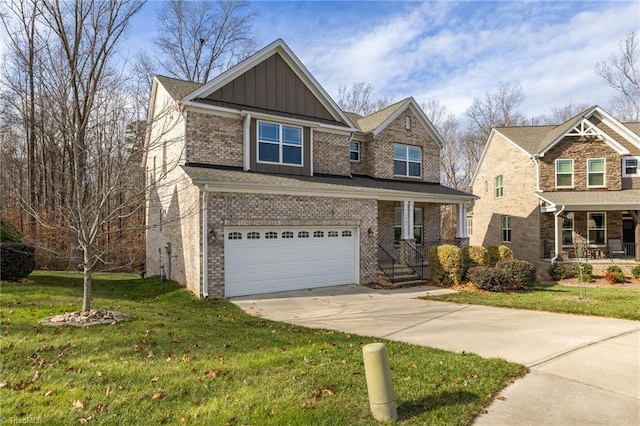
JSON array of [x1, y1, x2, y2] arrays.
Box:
[[224, 226, 359, 297]]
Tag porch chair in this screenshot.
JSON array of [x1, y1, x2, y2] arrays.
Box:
[[607, 239, 626, 260]]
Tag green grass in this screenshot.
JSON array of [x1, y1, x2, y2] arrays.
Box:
[[0, 272, 525, 425], [424, 284, 640, 320]]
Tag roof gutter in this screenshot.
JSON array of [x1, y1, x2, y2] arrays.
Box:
[[201, 186, 209, 299], [551, 205, 566, 264], [532, 155, 541, 193]]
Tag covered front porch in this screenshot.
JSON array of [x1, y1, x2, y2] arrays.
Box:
[[538, 191, 640, 263]]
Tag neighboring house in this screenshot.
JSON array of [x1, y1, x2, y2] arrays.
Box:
[[469, 106, 640, 266], [144, 39, 474, 298]]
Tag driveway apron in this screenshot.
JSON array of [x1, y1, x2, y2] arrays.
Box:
[[232, 285, 640, 425]]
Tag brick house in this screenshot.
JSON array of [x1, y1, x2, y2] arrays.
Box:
[[469, 106, 640, 268], [144, 39, 474, 298]]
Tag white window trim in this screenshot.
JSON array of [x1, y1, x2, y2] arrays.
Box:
[[587, 212, 606, 246], [257, 120, 304, 167], [494, 175, 504, 198], [562, 213, 574, 246], [349, 141, 360, 162], [501, 215, 512, 243], [622, 156, 640, 177], [586, 158, 606, 188], [393, 144, 422, 178], [555, 159, 574, 189]]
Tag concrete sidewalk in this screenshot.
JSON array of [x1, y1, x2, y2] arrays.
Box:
[[232, 285, 640, 425]]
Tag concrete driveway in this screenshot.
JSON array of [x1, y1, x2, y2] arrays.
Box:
[[232, 284, 640, 425]]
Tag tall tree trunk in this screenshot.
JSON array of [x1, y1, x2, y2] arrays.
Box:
[[82, 245, 92, 311]]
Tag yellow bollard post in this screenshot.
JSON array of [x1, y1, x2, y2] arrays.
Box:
[[362, 342, 397, 422]]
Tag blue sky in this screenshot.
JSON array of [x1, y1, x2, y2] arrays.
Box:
[[127, 1, 639, 118]]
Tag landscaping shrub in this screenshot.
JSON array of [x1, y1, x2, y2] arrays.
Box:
[[428, 244, 464, 286], [572, 262, 593, 282], [486, 246, 500, 266], [0, 243, 35, 281], [604, 271, 626, 284], [547, 263, 566, 281], [0, 218, 23, 242], [498, 245, 514, 261], [606, 265, 622, 274], [467, 266, 512, 292], [463, 246, 490, 268], [632, 265, 640, 279], [496, 259, 536, 289]]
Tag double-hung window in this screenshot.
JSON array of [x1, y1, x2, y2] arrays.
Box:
[[623, 157, 639, 177], [393, 207, 423, 244], [349, 141, 360, 162], [587, 212, 606, 245], [258, 121, 303, 166], [494, 175, 504, 198], [501, 215, 512, 243], [555, 159, 573, 188], [562, 213, 574, 246], [393, 144, 421, 177], [587, 158, 605, 187]]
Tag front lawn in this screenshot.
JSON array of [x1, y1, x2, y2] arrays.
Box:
[[424, 284, 640, 321], [1, 272, 524, 425]]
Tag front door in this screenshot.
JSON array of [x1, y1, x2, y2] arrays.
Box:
[[623, 218, 635, 257]]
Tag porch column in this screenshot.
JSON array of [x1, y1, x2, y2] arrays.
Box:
[[456, 203, 469, 248], [553, 212, 564, 261], [399, 200, 414, 264], [631, 210, 640, 262]]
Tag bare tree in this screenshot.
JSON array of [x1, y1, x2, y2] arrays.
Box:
[[155, 0, 256, 83], [596, 31, 640, 121], [549, 102, 592, 123], [336, 82, 394, 115]]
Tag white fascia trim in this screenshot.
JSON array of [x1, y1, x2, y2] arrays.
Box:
[[539, 117, 630, 157], [183, 39, 354, 127], [198, 181, 475, 204], [179, 100, 355, 133], [536, 193, 557, 213]]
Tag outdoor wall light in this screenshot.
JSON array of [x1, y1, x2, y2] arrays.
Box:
[[209, 229, 216, 243], [368, 227, 374, 238]]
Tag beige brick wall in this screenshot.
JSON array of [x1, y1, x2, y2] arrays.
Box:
[[205, 193, 378, 298], [470, 133, 540, 262], [539, 137, 622, 191], [366, 110, 441, 182], [377, 201, 442, 249], [313, 130, 351, 175], [185, 111, 243, 167]]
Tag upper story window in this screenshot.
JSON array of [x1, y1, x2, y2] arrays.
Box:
[[623, 157, 639, 177], [258, 121, 302, 166], [393, 144, 421, 177], [587, 158, 605, 187], [494, 175, 504, 198], [349, 141, 360, 162], [555, 159, 573, 188]]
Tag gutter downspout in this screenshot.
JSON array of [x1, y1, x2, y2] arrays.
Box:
[[201, 186, 209, 299], [532, 155, 541, 192], [551, 205, 566, 264], [241, 112, 251, 171]]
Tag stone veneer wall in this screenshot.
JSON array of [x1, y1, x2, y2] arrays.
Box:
[[538, 136, 622, 191], [205, 193, 378, 298], [185, 111, 243, 167], [313, 130, 351, 176], [368, 111, 441, 181]]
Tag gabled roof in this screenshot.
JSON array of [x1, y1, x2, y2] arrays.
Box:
[[155, 75, 202, 101], [182, 39, 354, 129], [348, 97, 444, 147], [493, 106, 640, 157]]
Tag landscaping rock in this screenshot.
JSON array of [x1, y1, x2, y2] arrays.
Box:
[[40, 309, 129, 327]]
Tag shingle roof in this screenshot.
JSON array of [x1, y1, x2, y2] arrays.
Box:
[[182, 164, 475, 202], [155, 75, 202, 100], [537, 190, 640, 210], [348, 99, 409, 133]]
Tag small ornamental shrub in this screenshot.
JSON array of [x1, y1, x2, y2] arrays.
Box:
[[428, 244, 464, 286], [496, 259, 536, 289], [486, 246, 500, 266], [606, 265, 623, 274], [467, 266, 512, 292], [572, 262, 593, 282], [498, 245, 514, 261], [547, 263, 566, 281], [632, 265, 640, 279], [604, 272, 626, 284], [463, 246, 490, 268], [0, 243, 36, 281]]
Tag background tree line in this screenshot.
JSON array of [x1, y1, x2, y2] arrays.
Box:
[[0, 0, 637, 279]]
